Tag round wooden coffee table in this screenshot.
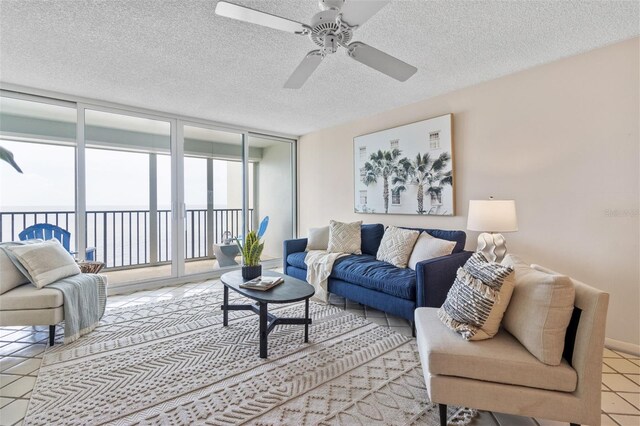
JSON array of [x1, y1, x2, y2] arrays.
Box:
[[220, 270, 315, 358]]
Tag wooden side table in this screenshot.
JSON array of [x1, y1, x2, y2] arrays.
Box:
[[77, 261, 105, 274]]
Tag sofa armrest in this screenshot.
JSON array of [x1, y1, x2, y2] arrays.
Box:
[[415, 250, 473, 308], [283, 238, 308, 271]]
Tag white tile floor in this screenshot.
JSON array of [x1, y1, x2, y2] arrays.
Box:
[[0, 278, 638, 426]]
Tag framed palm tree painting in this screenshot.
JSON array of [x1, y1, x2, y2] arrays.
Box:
[[354, 114, 454, 215]]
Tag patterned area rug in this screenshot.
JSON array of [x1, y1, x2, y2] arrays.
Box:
[[24, 287, 471, 425]]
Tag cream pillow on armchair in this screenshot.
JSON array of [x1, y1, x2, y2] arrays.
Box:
[[4, 239, 81, 288]]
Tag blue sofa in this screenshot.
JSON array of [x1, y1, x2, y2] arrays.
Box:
[[283, 224, 473, 325]]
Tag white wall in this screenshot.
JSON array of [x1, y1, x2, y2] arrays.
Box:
[[298, 38, 639, 346], [258, 142, 293, 258]]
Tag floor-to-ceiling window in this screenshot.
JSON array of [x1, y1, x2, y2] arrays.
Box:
[[84, 108, 173, 284], [181, 124, 246, 276], [0, 90, 296, 289], [0, 95, 77, 250]]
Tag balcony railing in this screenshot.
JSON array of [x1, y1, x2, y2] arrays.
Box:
[[0, 208, 253, 269]]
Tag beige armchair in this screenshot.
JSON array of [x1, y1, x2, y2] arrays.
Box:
[[1, 242, 63, 346], [415, 270, 609, 426]]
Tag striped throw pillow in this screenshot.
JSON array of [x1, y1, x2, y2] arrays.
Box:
[[438, 252, 515, 340]]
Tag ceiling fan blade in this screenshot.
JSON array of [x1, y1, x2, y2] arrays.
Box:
[[215, 1, 308, 34], [347, 42, 417, 82], [284, 51, 324, 89], [339, 1, 389, 27]]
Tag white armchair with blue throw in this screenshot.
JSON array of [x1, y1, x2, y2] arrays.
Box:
[[0, 239, 107, 346]]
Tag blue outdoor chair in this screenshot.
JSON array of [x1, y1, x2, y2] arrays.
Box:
[[19, 223, 96, 261], [257, 216, 269, 239]]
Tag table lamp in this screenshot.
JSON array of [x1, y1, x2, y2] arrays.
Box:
[[467, 199, 518, 262]]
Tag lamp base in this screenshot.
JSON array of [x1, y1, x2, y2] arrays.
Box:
[[477, 233, 507, 263]]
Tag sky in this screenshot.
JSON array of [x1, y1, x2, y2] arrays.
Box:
[[0, 140, 233, 211]]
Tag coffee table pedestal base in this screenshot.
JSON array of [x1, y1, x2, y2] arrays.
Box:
[[221, 285, 311, 358]]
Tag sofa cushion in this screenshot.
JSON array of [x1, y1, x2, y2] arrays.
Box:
[[330, 255, 416, 300], [361, 224, 385, 255], [416, 307, 577, 392], [502, 254, 575, 366], [401, 228, 466, 254], [408, 232, 457, 270], [376, 226, 420, 268], [305, 226, 330, 251], [328, 220, 362, 254], [0, 283, 64, 310], [287, 252, 416, 300], [287, 252, 308, 270]]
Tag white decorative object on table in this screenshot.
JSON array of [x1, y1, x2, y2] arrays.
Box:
[[467, 199, 518, 262]]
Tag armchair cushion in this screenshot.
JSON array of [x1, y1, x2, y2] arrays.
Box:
[[416, 307, 577, 393], [0, 244, 29, 294], [4, 239, 81, 288], [502, 255, 575, 366], [0, 283, 64, 310]]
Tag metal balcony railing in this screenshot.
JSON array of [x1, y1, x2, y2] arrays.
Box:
[[0, 208, 253, 269]]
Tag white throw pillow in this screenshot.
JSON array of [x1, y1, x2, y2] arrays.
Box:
[[407, 232, 456, 270], [376, 226, 420, 268], [305, 226, 330, 251], [4, 239, 81, 288], [438, 252, 515, 340], [0, 242, 32, 294], [502, 254, 575, 366], [327, 220, 362, 254]]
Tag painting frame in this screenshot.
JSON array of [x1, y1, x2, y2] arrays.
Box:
[[353, 113, 455, 216]]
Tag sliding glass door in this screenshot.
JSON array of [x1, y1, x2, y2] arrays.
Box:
[[0, 91, 296, 288], [84, 108, 173, 285], [181, 124, 245, 276]]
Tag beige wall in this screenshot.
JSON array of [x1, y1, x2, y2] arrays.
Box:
[[298, 38, 639, 346]]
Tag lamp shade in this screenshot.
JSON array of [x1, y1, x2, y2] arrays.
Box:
[[467, 200, 518, 233]]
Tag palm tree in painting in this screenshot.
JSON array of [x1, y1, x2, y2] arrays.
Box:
[[361, 148, 403, 214], [395, 152, 452, 214]]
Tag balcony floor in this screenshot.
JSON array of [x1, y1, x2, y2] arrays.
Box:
[[103, 255, 277, 286]]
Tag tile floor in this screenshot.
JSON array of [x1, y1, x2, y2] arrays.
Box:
[[1, 278, 639, 426]]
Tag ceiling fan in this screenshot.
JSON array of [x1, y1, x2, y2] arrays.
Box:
[[214, 0, 418, 88]]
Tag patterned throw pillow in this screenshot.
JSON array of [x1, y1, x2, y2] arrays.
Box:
[[438, 252, 515, 340], [376, 226, 420, 268], [327, 220, 362, 254]]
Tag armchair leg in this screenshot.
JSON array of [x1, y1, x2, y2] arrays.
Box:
[[570, 424, 580, 426], [49, 325, 55, 346], [438, 404, 447, 426], [411, 321, 416, 337]]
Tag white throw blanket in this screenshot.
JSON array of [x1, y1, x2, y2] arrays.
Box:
[[305, 250, 347, 303]]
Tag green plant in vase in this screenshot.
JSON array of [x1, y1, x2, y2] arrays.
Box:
[[235, 230, 264, 279]]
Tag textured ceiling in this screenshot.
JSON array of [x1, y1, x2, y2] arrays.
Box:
[[0, 0, 638, 136]]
